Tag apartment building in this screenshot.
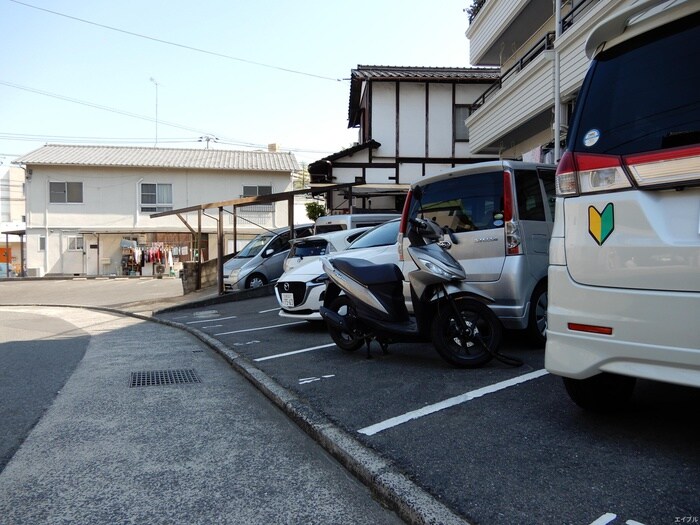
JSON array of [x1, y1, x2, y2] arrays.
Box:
[[465, 0, 626, 161]]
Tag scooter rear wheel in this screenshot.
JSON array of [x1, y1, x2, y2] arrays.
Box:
[[326, 295, 364, 352], [431, 297, 502, 368]]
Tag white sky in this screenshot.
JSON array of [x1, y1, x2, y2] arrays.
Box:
[[0, 0, 472, 167]]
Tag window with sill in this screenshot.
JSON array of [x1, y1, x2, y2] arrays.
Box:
[[141, 183, 173, 213], [50, 181, 83, 203], [68, 236, 84, 251]]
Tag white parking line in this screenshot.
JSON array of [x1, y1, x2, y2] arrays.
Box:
[[254, 343, 336, 362], [591, 514, 618, 525], [186, 315, 237, 325], [259, 307, 281, 313], [214, 321, 305, 336], [201, 324, 223, 329], [358, 369, 550, 436]]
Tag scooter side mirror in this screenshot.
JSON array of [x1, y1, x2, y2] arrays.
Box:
[[443, 226, 459, 245]]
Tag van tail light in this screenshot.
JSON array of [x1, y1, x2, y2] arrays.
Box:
[[555, 151, 631, 196], [503, 170, 522, 255], [398, 189, 413, 262], [624, 144, 700, 187]]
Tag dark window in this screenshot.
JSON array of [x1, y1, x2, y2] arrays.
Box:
[[347, 220, 400, 250], [268, 232, 291, 254], [242, 185, 272, 197], [290, 240, 329, 257], [408, 171, 504, 232], [514, 170, 546, 221], [572, 14, 700, 155], [538, 168, 556, 219], [49, 181, 83, 203], [141, 183, 172, 212], [454, 105, 473, 141]]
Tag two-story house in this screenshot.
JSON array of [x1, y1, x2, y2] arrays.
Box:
[[0, 165, 26, 275], [14, 144, 300, 277], [309, 65, 500, 212], [465, 0, 627, 161]]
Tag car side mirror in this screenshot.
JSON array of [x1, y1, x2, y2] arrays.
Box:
[[263, 248, 275, 258]]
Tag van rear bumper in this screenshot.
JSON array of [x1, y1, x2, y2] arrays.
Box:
[[545, 266, 700, 387]]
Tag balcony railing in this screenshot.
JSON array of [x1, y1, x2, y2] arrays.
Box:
[[561, 0, 597, 33], [472, 31, 555, 111]]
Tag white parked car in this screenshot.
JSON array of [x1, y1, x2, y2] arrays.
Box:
[[545, 0, 700, 411], [275, 220, 401, 321], [283, 227, 370, 273]]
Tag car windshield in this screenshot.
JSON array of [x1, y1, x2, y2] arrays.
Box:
[[347, 220, 399, 249], [236, 233, 274, 258]]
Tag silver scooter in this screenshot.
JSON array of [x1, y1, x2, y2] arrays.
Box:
[[320, 217, 519, 368]]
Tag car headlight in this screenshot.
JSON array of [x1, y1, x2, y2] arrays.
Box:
[[228, 269, 240, 282], [311, 273, 328, 284]]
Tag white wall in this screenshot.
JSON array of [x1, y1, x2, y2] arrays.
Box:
[[24, 165, 293, 275]]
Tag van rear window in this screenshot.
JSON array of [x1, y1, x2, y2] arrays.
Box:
[[572, 14, 700, 156], [409, 171, 504, 232], [290, 240, 329, 257]]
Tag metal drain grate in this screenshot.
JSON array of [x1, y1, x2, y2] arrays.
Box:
[[129, 369, 201, 388]]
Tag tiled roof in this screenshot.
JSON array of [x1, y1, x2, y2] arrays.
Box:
[[13, 144, 300, 172], [351, 65, 500, 82], [348, 65, 500, 127]]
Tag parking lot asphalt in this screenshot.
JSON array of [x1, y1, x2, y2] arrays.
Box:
[[2, 278, 698, 525]]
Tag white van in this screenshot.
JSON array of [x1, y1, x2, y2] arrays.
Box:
[[314, 213, 399, 234], [545, 0, 700, 411]]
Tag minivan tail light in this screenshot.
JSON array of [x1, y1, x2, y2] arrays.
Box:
[[503, 170, 522, 255], [398, 189, 413, 262], [555, 151, 631, 196], [625, 145, 700, 187]]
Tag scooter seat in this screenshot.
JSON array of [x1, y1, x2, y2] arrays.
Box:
[[331, 257, 404, 286]]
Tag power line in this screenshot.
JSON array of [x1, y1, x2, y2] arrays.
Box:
[[0, 80, 217, 136], [9, 0, 343, 83]]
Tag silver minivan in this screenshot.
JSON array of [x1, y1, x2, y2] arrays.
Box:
[[399, 160, 556, 344], [223, 224, 313, 291]]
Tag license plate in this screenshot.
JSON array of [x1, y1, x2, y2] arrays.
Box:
[[281, 293, 294, 307]]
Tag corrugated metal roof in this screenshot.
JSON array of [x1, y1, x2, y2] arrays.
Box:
[[13, 144, 300, 172]]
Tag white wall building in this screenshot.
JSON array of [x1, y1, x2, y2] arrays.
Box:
[[14, 144, 300, 277], [309, 65, 500, 212], [465, 0, 627, 161], [0, 165, 26, 275]]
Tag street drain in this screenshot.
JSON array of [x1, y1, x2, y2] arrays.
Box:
[[129, 369, 201, 388]]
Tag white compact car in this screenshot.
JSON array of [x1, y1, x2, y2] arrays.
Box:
[[545, 0, 700, 411], [275, 220, 401, 321], [283, 227, 370, 273]]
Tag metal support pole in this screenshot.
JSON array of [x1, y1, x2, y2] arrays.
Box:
[[196, 210, 202, 290], [554, 0, 562, 162], [217, 206, 224, 295]]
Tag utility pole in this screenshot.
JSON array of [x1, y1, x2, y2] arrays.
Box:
[[150, 77, 159, 146]]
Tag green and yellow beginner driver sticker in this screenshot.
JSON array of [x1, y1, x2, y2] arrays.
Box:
[[588, 203, 614, 246]]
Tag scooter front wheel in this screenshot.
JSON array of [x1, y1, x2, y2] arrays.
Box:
[[326, 295, 364, 352], [431, 298, 502, 368]]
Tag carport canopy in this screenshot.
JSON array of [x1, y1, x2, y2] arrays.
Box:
[[149, 183, 364, 295]]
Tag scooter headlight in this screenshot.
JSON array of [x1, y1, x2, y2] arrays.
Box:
[[418, 258, 457, 279]]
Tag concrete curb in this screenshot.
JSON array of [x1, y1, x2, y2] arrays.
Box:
[[10, 301, 471, 525]]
